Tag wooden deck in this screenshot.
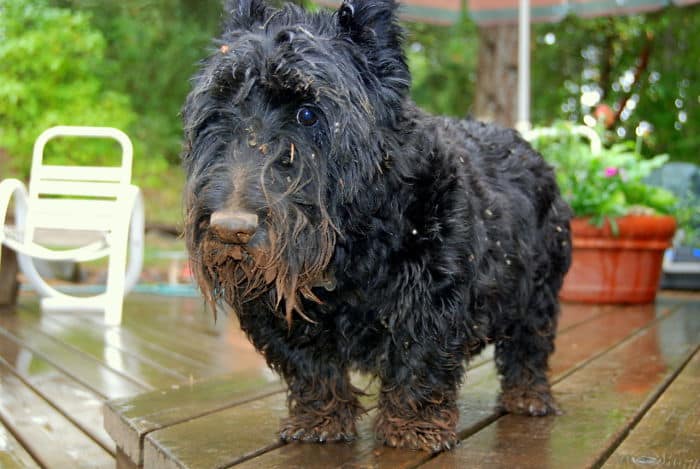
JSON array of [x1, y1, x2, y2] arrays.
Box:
[[1, 291, 699, 468]]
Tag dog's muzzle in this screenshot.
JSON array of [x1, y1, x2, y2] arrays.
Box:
[[209, 209, 258, 245]]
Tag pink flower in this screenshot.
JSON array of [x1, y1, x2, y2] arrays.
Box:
[[604, 167, 619, 177]]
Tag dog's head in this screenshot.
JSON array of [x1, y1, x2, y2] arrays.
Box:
[[182, 0, 410, 324]]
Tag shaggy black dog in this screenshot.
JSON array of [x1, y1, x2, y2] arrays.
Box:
[[182, 0, 572, 452]]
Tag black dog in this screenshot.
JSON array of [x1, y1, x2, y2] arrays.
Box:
[[182, 0, 571, 452]]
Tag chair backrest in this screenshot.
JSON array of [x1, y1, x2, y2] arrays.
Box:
[[25, 126, 134, 239], [523, 125, 602, 156]]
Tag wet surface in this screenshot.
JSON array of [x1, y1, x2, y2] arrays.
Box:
[[131, 299, 700, 469], [423, 303, 700, 469], [2, 293, 699, 468], [603, 346, 700, 469], [0, 421, 39, 469], [0, 292, 272, 467]]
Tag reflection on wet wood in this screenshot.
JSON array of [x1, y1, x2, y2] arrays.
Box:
[[548, 303, 661, 377], [92, 295, 269, 375], [0, 351, 114, 454], [51, 314, 214, 379], [423, 304, 699, 469], [34, 314, 185, 389], [0, 311, 146, 399], [2, 291, 698, 468], [0, 361, 113, 468], [0, 420, 39, 469], [557, 302, 608, 330], [235, 301, 668, 469], [603, 349, 700, 469]]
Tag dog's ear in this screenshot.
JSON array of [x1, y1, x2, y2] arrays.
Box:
[[336, 0, 402, 46], [336, 0, 409, 100], [223, 0, 272, 30]]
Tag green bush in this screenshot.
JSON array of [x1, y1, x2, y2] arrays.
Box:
[[0, 0, 135, 176], [406, 17, 477, 118], [530, 122, 677, 229]]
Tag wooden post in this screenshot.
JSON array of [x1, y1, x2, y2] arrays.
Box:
[[0, 245, 19, 308]]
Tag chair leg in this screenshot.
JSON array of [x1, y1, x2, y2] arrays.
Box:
[[104, 234, 129, 326], [104, 302, 122, 327], [0, 245, 19, 308]]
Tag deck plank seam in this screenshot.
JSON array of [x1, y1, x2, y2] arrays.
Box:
[[589, 344, 700, 469], [0, 326, 120, 400], [551, 303, 681, 384], [137, 386, 288, 466], [219, 305, 671, 468], [18, 319, 156, 391], [245, 303, 685, 469], [78, 313, 219, 369], [38, 313, 194, 382], [0, 354, 116, 457], [412, 303, 689, 469], [0, 405, 47, 469]]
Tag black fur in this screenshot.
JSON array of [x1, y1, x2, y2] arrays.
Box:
[[182, 0, 572, 452]]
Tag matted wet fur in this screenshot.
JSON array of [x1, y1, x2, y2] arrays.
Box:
[[182, 0, 572, 452]]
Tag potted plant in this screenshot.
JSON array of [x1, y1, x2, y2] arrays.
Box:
[[528, 123, 677, 303]]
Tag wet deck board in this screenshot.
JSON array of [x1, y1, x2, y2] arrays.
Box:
[[0, 350, 114, 454], [423, 302, 700, 469], [0, 419, 39, 469], [1, 293, 698, 468], [0, 359, 114, 468], [603, 346, 700, 468], [0, 310, 147, 399], [95, 296, 268, 373], [29, 314, 184, 389], [140, 300, 670, 469], [105, 370, 283, 465], [233, 303, 679, 469], [52, 314, 216, 380]]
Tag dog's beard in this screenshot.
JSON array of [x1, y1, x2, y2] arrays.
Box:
[[189, 205, 336, 327]]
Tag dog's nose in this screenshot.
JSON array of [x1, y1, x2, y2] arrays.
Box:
[[209, 210, 258, 244]]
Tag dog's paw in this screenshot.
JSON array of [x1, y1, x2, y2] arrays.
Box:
[[279, 417, 357, 443], [375, 417, 458, 453], [499, 386, 562, 416]]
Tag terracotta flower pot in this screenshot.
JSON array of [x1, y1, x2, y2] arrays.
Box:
[[560, 215, 676, 304]]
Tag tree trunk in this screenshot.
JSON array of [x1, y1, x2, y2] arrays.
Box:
[[473, 24, 519, 128]]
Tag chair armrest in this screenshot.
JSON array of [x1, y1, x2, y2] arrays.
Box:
[[0, 179, 29, 239], [113, 185, 143, 223], [113, 184, 145, 293]]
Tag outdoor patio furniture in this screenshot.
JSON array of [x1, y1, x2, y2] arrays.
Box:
[[0, 126, 144, 325]]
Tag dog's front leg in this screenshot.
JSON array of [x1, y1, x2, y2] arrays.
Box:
[[374, 304, 466, 452], [240, 314, 364, 443], [280, 361, 364, 443]]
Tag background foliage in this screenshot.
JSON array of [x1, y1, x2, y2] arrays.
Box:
[[529, 122, 676, 226], [0, 0, 134, 175], [0, 0, 698, 227]]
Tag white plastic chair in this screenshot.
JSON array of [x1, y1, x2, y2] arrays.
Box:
[[0, 126, 144, 325], [523, 125, 602, 156]]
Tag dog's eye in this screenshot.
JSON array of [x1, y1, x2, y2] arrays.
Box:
[[296, 107, 318, 126]]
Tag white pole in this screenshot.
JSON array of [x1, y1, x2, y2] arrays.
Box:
[[517, 0, 531, 132]]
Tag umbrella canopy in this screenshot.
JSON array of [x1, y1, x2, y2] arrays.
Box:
[[470, 0, 699, 25], [314, 0, 462, 24], [314, 0, 700, 25]]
